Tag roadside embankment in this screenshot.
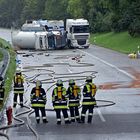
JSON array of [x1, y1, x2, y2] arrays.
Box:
[[0, 38, 16, 110], [90, 32, 140, 54]]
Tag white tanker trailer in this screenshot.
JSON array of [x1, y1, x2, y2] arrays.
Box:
[[12, 31, 48, 50], [11, 20, 67, 50], [12, 31, 36, 49]]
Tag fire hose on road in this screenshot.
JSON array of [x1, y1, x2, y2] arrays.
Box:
[[0, 104, 32, 140], [0, 52, 116, 140]]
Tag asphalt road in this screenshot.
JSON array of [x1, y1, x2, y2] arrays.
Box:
[[0, 29, 140, 140], [0, 28, 12, 43], [8, 48, 140, 140]]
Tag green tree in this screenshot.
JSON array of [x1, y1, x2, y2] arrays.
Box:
[[128, 0, 140, 36], [21, 0, 45, 23], [0, 0, 24, 27], [43, 0, 69, 20], [67, 0, 83, 18]]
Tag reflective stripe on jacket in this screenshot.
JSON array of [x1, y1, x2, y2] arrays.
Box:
[[31, 103, 45, 107], [53, 100, 68, 109], [14, 87, 24, 94]]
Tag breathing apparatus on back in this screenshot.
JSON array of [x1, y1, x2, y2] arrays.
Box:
[[35, 80, 42, 97]]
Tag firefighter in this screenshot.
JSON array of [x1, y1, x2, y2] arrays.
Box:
[[67, 79, 81, 123], [13, 70, 24, 107], [52, 79, 70, 125], [81, 76, 97, 123], [0, 76, 5, 106], [30, 80, 48, 124]]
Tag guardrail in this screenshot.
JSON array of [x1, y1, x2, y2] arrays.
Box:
[[0, 47, 10, 123], [0, 48, 10, 77]]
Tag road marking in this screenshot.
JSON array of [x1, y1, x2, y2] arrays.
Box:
[[60, 60, 73, 73], [66, 67, 73, 73], [96, 108, 106, 122], [78, 49, 136, 80]]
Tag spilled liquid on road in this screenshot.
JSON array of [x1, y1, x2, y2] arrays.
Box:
[[99, 67, 140, 90]]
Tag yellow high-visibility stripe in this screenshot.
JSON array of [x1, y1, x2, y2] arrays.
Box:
[[69, 103, 79, 107], [82, 102, 96, 105], [54, 106, 68, 109], [14, 91, 24, 94], [14, 87, 24, 89], [32, 104, 45, 107]]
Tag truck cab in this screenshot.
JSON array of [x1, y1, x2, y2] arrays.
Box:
[[66, 19, 90, 49]]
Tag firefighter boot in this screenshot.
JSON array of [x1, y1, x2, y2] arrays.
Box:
[[20, 103, 23, 108], [87, 115, 92, 123], [81, 116, 85, 123], [36, 119, 40, 124], [57, 121, 61, 125], [43, 119, 48, 123], [71, 118, 75, 122], [13, 103, 17, 108], [42, 116, 48, 123], [65, 120, 71, 124], [76, 118, 81, 123]]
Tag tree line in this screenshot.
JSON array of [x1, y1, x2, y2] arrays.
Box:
[[0, 0, 139, 36]]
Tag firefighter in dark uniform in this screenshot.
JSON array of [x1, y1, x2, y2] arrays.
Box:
[[13, 70, 24, 107], [0, 76, 5, 106], [30, 80, 48, 124], [67, 79, 81, 123], [52, 79, 70, 125], [81, 76, 97, 123]]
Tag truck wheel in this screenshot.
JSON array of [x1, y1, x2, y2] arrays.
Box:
[[84, 46, 89, 49]]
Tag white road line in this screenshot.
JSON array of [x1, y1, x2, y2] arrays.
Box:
[[96, 108, 106, 122], [78, 49, 136, 80], [59, 60, 73, 73], [66, 67, 73, 73]]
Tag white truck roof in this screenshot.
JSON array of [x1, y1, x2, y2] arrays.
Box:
[[66, 19, 89, 26], [47, 20, 64, 30]]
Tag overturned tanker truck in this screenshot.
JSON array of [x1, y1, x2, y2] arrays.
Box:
[[11, 19, 90, 50], [11, 20, 67, 50]]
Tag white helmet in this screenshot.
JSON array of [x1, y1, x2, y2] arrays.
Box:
[[36, 80, 42, 87], [16, 69, 21, 75], [56, 79, 63, 86], [86, 76, 92, 82], [69, 79, 75, 85]]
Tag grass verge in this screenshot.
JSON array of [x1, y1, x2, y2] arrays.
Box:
[[0, 38, 16, 110], [90, 32, 140, 54]]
